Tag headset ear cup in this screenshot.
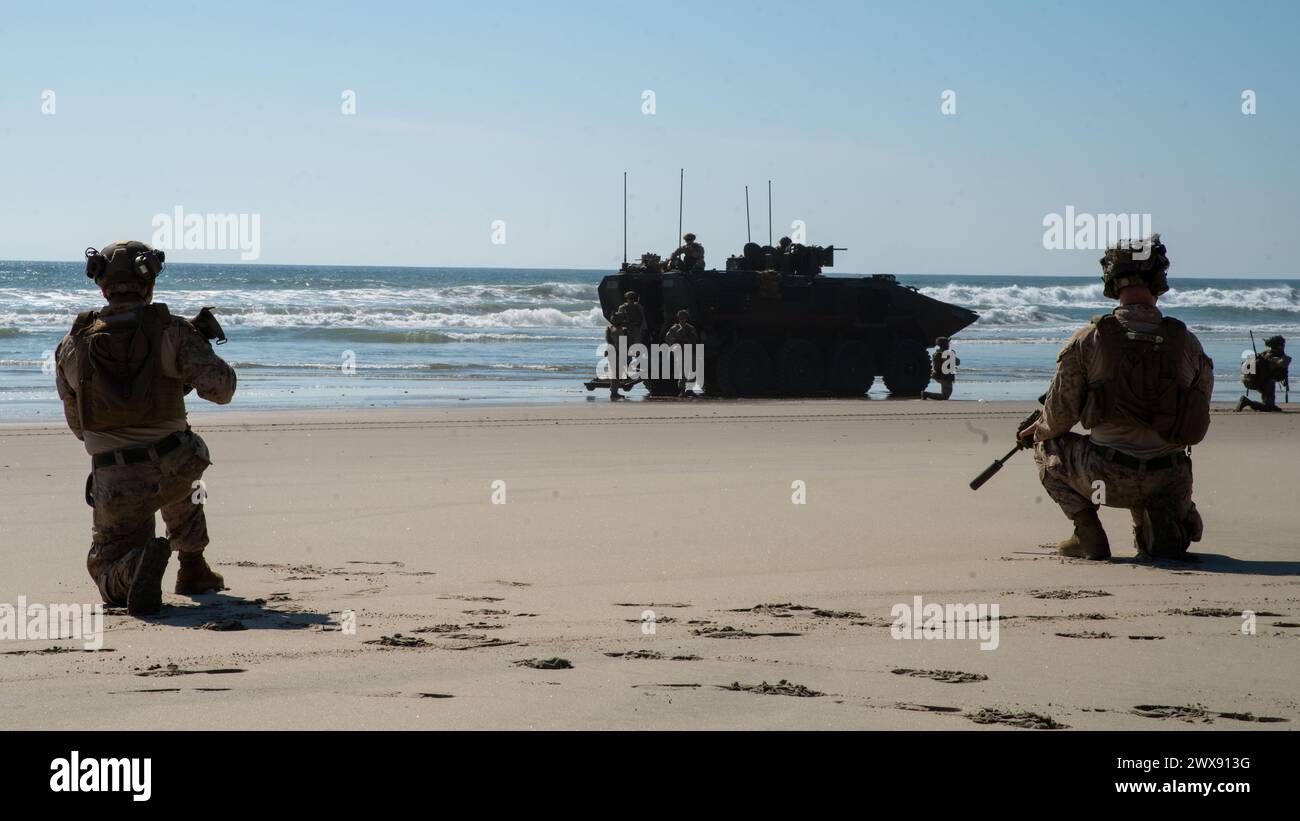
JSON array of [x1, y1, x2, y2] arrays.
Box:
[[135, 251, 163, 279], [84, 247, 106, 280]]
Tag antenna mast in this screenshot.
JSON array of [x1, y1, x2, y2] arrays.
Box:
[[622, 171, 627, 266], [767, 180, 773, 246], [745, 185, 752, 243], [677, 168, 684, 247]]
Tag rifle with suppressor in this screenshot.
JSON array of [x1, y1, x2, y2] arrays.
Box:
[[969, 397, 1045, 491]]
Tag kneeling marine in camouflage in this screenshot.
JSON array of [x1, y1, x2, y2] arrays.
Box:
[[1020, 235, 1212, 561], [55, 241, 237, 614]]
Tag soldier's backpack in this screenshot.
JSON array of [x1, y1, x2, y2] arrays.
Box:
[[69, 303, 187, 431], [1242, 354, 1264, 391], [1080, 314, 1210, 446]]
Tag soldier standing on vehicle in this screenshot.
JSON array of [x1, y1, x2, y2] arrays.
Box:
[[922, 337, 959, 400], [55, 241, 236, 614], [1017, 235, 1212, 562], [1236, 335, 1290, 412]]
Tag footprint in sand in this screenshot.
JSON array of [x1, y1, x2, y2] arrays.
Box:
[[604, 650, 701, 661], [1031, 589, 1112, 600], [1128, 635, 1164, 640], [364, 633, 429, 648], [692, 626, 802, 639], [1165, 607, 1286, 617], [1055, 631, 1113, 639], [892, 668, 988, 684], [135, 665, 245, 677], [967, 708, 1068, 729], [1131, 704, 1289, 723], [720, 680, 823, 697], [896, 703, 962, 713], [2, 646, 116, 656], [614, 602, 693, 608], [513, 657, 572, 670]]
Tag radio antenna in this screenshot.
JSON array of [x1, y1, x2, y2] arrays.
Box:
[[622, 171, 628, 266], [677, 168, 684, 247], [745, 185, 752, 243], [767, 180, 772, 246]]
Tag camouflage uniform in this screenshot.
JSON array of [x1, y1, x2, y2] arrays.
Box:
[[669, 240, 706, 272], [56, 301, 236, 605], [1031, 303, 1213, 557], [664, 317, 699, 395], [922, 344, 958, 400], [1237, 345, 1290, 412]]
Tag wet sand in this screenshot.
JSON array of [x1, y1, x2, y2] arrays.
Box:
[[1, 399, 1297, 729]]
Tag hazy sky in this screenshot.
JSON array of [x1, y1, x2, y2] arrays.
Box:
[[2, 0, 1297, 276]]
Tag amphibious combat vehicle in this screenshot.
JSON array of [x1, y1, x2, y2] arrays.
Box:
[[589, 242, 979, 397]]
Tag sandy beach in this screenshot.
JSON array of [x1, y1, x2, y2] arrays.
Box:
[[2, 399, 1297, 730]]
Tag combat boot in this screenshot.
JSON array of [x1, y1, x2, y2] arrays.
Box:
[[175, 551, 225, 595], [127, 538, 172, 615], [1135, 506, 1190, 560], [1056, 509, 1111, 560]]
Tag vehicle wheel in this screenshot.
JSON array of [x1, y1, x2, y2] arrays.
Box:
[[882, 337, 930, 396], [721, 338, 772, 396], [778, 338, 825, 395], [829, 339, 875, 396]]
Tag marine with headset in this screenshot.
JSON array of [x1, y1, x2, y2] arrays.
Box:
[[54, 241, 236, 614]]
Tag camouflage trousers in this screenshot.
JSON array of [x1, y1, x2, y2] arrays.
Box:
[[1238, 381, 1279, 411], [923, 377, 954, 401], [86, 430, 213, 605], [1034, 432, 1200, 554]]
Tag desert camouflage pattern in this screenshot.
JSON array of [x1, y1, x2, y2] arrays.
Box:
[[55, 302, 237, 453], [86, 429, 213, 604], [1034, 431, 1197, 526], [1033, 304, 1214, 460], [669, 241, 705, 270]]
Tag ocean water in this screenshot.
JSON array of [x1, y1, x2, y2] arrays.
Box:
[[1, 261, 1296, 420]]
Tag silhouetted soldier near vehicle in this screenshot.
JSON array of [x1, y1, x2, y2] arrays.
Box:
[[922, 337, 959, 400], [664, 309, 699, 396]]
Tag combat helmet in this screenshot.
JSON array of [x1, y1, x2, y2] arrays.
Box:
[[1265, 335, 1286, 349], [676, 309, 690, 321], [1100, 234, 1169, 299], [624, 291, 639, 301], [935, 336, 950, 348], [683, 233, 696, 243], [85, 240, 166, 296]]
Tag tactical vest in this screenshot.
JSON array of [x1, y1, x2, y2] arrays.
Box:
[[1080, 314, 1209, 446], [69, 303, 187, 431]]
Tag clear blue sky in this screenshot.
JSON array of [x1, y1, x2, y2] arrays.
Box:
[[1, 0, 1296, 276]]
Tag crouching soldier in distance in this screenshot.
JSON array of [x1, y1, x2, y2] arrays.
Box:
[[922, 337, 959, 400], [56, 241, 236, 614], [1018, 235, 1212, 562], [1236, 335, 1290, 412]]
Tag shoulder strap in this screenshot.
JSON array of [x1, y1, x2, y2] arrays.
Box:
[[71, 310, 99, 335]]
